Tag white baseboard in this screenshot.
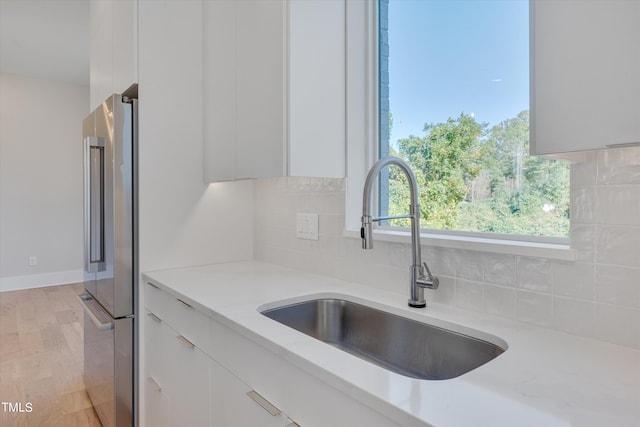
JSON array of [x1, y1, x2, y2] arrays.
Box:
[[0, 270, 84, 292]]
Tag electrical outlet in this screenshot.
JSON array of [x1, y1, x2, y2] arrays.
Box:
[[296, 213, 319, 240], [28, 256, 37, 266]]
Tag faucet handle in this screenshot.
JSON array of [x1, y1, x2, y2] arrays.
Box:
[[419, 262, 439, 290], [422, 262, 434, 279]]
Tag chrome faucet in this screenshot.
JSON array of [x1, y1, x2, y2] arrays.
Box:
[[361, 156, 439, 308]]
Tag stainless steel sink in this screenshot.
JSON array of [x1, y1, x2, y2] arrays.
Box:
[[261, 298, 506, 380]]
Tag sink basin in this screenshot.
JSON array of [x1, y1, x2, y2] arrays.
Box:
[[261, 298, 505, 380]]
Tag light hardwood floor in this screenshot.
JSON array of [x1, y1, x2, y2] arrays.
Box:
[[0, 283, 102, 426]]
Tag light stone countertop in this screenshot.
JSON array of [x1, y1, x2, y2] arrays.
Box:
[[143, 261, 640, 427]]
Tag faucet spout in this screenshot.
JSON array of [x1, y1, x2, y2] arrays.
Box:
[[361, 156, 438, 308]]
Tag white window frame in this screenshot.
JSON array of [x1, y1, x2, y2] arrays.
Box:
[[343, 0, 575, 260]]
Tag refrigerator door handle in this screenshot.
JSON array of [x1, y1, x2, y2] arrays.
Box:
[[83, 136, 106, 273], [79, 294, 114, 330]]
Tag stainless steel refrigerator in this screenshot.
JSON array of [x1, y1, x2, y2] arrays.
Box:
[[80, 85, 138, 427]]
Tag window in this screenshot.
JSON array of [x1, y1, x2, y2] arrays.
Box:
[[377, 0, 570, 239]]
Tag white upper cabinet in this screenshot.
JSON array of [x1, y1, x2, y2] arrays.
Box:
[[111, 0, 137, 95], [203, 0, 346, 182], [288, 0, 345, 178], [91, 0, 346, 180], [89, 0, 137, 110], [203, 0, 238, 182], [530, 0, 640, 155], [204, 0, 286, 182]]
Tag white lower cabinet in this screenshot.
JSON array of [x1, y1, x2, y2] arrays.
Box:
[[145, 308, 292, 427], [169, 329, 210, 427], [144, 310, 210, 427], [144, 281, 294, 427], [210, 359, 288, 427], [144, 312, 171, 427], [143, 281, 398, 427]]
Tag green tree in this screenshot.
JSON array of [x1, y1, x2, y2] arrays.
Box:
[[462, 110, 570, 236], [392, 113, 485, 229], [484, 110, 530, 181], [387, 110, 570, 237]]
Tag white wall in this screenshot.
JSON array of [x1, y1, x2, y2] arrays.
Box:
[[0, 73, 89, 291], [254, 146, 640, 350]]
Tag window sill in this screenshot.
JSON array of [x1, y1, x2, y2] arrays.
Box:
[[343, 228, 576, 261]]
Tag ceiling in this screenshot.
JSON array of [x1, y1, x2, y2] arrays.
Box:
[[0, 0, 90, 85]]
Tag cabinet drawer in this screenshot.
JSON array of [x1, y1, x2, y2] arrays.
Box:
[[166, 294, 211, 350], [144, 280, 211, 351], [144, 280, 172, 320], [211, 358, 286, 427]]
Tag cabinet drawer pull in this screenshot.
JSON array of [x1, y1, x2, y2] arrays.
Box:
[[286, 422, 300, 427], [146, 312, 162, 323], [176, 334, 195, 349], [146, 281, 160, 289], [147, 376, 162, 392], [176, 298, 192, 308], [246, 390, 281, 416]]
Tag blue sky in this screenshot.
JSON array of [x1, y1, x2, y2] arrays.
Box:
[[387, 0, 529, 147]]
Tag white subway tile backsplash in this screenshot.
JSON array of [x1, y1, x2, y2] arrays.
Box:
[[455, 250, 484, 281], [595, 265, 640, 308], [319, 214, 345, 237], [570, 154, 597, 187], [553, 297, 595, 338], [553, 261, 595, 300], [483, 253, 517, 287], [596, 147, 640, 185], [595, 303, 640, 348], [517, 290, 553, 327], [570, 187, 596, 224], [423, 246, 456, 277], [426, 275, 455, 306], [569, 224, 596, 262], [422, 245, 436, 260], [517, 257, 553, 293], [456, 279, 484, 312], [359, 265, 408, 295], [595, 186, 640, 225], [596, 225, 640, 267], [484, 284, 516, 319], [384, 242, 413, 269]]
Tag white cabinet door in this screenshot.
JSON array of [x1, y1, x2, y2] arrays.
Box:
[[169, 328, 210, 427], [144, 311, 172, 427], [288, 0, 345, 178], [203, 0, 286, 182], [89, 0, 137, 110], [89, 0, 113, 110], [210, 358, 287, 427], [111, 0, 137, 93], [235, 0, 286, 180], [203, 0, 238, 182], [144, 309, 210, 427], [204, 0, 347, 182], [145, 379, 171, 427], [531, 0, 640, 155]]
